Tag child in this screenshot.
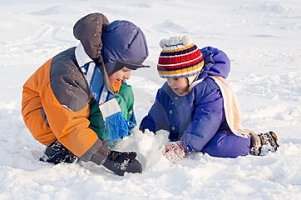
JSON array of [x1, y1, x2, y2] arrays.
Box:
[[139, 35, 279, 163], [22, 13, 149, 176]]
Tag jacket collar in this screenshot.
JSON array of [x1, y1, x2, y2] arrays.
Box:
[[75, 42, 93, 67]]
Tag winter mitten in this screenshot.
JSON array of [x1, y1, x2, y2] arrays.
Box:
[[250, 131, 279, 156], [103, 151, 142, 176], [39, 140, 77, 164], [162, 141, 186, 163]]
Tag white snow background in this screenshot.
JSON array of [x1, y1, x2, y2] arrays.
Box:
[[1, 0, 301, 199]]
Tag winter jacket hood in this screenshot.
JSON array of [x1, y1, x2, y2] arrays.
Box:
[[198, 46, 231, 80], [73, 13, 109, 64]]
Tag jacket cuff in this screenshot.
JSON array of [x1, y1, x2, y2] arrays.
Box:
[[79, 139, 111, 165], [90, 145, 111, 165], [180, 140, 192, 153]]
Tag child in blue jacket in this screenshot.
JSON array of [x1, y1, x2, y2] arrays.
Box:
[[139, 35, 279, 163]]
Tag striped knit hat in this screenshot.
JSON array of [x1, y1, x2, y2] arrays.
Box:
[[157, 35, 204, 79]]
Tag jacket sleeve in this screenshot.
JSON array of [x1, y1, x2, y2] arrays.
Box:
[[44, 56, 111, 164], [181, 78, 224, 152], [45, 75, 110, 162], [139, 88, 170, 133]]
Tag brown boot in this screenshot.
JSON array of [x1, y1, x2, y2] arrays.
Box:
[[250, 131, 279, 156]]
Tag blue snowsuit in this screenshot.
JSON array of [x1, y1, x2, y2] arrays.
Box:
[[139, 47, 251, 158]]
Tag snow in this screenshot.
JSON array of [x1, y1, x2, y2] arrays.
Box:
[[1, 0, 301, 199]]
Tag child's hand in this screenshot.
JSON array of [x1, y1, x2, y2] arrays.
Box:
[[162, 141, 186, 163]]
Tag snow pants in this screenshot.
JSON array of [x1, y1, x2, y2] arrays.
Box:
[[201, 130, 251, 158]]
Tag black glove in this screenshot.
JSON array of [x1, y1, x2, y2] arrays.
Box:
[[103, 151, 142, 176], [40, 140, 77, 164]]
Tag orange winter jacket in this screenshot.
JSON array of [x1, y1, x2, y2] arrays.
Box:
[[22, 47, 102, 158], [22, 13, 112, 164]]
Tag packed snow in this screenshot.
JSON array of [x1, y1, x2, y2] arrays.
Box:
[[1, 0, 301, 199]]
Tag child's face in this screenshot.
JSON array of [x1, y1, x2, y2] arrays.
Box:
[[167, 77, 189, 96], [109, 67, 132, 84]]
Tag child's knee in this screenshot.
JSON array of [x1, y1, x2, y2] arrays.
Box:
[[202, 132, 251, 158]]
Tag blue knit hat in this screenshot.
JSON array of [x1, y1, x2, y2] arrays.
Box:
[[102, 20, 149, 75]]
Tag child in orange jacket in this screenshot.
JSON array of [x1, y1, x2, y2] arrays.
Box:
[[22, 13, 149, 176]]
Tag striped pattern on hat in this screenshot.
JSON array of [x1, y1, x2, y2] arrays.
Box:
[[157, 35, 204, 78]]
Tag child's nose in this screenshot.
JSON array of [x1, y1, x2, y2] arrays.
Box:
[[124, 72, 131, 79]]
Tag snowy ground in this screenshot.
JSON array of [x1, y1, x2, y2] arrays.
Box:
[[1, 0, 301, 199]]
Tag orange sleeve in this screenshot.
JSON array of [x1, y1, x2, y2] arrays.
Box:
[[22, 58, 99, 157]]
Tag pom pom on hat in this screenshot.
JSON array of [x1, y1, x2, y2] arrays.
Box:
[[159, 35, 192, 49], [157, 35, 204, 78]]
